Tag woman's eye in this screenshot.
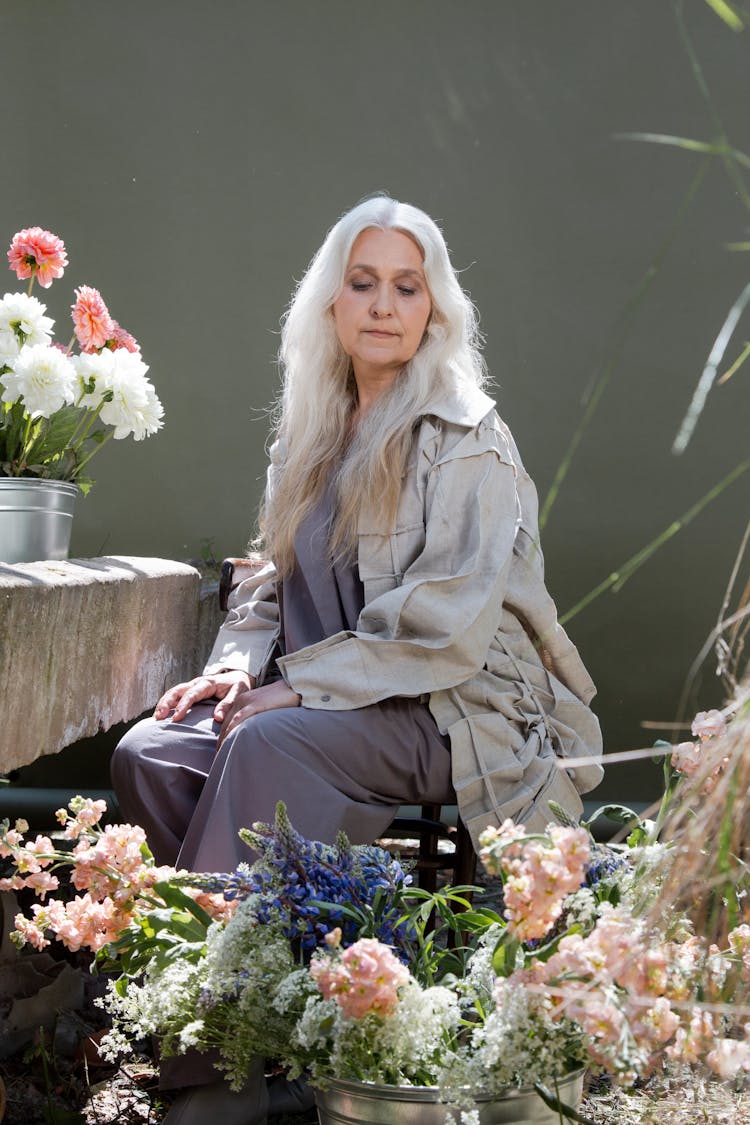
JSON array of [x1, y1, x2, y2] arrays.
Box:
[[397, 286, 416, 296], [351, 281, 372, 291]]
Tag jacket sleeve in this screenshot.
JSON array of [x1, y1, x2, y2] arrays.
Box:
[[202, 558, 280, 678], [277, 423, 521, 709]]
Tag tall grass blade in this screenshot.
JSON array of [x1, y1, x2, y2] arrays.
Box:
[[675, 0, 750, 214], [559, 458, 750, 625], [673, 280, 750, 453], [702, 0, 745, 30], [617, 132, 750, 171], [539, 160, 708, 530], [718, 339, 750, 383]]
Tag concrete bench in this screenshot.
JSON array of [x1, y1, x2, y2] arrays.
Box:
[[0, 556, 223, 774]]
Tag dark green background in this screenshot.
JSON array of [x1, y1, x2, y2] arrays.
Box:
[[5, 1, 749, 802]]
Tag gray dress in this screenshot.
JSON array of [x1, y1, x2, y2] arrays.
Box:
[[111, 485, 454, 872]]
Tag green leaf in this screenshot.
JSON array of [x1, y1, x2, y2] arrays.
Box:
[[25, 406, 81, 465], [492, 934, 522, 977], [626, 824, 651, 848], [585, 804, 641, 827], [152, 881, 215, 928]]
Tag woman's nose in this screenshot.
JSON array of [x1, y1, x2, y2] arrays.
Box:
[[371, 285, 393, 317]]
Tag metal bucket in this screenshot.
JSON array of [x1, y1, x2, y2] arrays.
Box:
[[0, 478, 79, 565], [315, 1071, 585, 1125]]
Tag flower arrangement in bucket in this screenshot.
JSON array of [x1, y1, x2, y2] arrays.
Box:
[[0, 226, 164, 562], [0, 226, 163, 489], [2, 707, 749, 1124]]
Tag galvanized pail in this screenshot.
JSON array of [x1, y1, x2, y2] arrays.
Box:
[[315, 1071, 585, 1125], [0, 478, 79, 565]]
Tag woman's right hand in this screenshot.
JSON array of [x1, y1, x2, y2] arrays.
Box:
[[153, 670, 255, 724]]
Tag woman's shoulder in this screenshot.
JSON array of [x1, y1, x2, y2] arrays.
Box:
[[418, 384, 518, 468]]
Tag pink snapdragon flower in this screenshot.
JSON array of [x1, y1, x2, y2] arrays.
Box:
[[311, 937, 409, 1019], [71, 285, 114, 351], [60, 796, 108, 839], [671, 741, 702, 778], [691, 709, 727, 741], [707, 1038, 750, 1080], [729, 924, 750, 982], [8, 227, 68, 288], [666, 1010, 717, 1065], [671, 709, 730, 793], [479, 819, 590, 942]]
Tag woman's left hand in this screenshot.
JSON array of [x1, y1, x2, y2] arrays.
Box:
[[216, 679, 301, 750]]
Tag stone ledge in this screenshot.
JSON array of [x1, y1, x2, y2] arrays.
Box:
[[0, 556, 224, 772]]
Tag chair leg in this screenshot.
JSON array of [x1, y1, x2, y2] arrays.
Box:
[[454, 817, 477, 889], [417, 803, 441, 894]]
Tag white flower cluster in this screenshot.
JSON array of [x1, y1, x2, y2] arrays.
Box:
[[0, 292, 53, 366], [74, 349, 163, 439], [99, 956, 204, 1061], [441, 979, 583, 1101], [1, 343, 77, 418], [294, 979, 461, 1087], [0, 289, 163, 439]]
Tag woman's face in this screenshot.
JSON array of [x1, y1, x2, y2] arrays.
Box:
[[332, 227, 432, 385]]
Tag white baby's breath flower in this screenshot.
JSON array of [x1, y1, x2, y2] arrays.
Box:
[[563, 887, 598, 927], [1, 343, 76, 417], [178, 1019, 206, 1050], [74, 348, 164, 439], [0, 292, 54, 366]]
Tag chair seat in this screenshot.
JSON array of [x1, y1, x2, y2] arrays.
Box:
[[385, 803, 477, 892]]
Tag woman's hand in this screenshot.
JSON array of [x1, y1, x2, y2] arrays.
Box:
[[153, 670, 255, 724], [216, 679, 301, 750]]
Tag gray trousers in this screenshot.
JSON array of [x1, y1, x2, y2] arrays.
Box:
[[111, 697, 454, 872]]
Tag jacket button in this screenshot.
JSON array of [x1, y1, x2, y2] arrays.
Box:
[[320, 694, 331, 702]]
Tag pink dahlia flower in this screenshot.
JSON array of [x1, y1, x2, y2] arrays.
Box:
[[108, 320, 140, 354], [71, 285, 114, 352], [8, 227, 68, 288]]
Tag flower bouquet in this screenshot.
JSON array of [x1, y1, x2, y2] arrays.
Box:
[[0, 226, 163, 491], [2, 707, 749, 1123]]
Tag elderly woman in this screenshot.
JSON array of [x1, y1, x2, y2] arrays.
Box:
[[114, 193, 603, 868], [111, 195, 603, 1123]]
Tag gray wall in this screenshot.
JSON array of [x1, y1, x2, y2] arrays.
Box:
[[4, 1, 749, 800]]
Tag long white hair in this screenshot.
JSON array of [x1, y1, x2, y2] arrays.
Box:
[[259, 195, 488, 575]]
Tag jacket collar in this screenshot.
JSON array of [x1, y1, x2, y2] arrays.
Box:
[[422, 383, 497, 428]]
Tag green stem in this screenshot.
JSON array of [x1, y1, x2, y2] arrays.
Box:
[[533, 1081, 597, 1125], [70, 429, 113, 478], [15, 412, 37, 472], [539, 158, 708, 530], [26, 274, 35, 298], [68, 403, 104, 451], [559, 457, 750, 625]]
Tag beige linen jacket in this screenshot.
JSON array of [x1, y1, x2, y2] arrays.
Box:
[[204, 384, 603, 846]]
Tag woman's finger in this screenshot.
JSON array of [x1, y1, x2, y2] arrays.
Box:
[[215, 681, 301, 750], [154, 677, 216, 722], [213, 681, 251, 724]]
